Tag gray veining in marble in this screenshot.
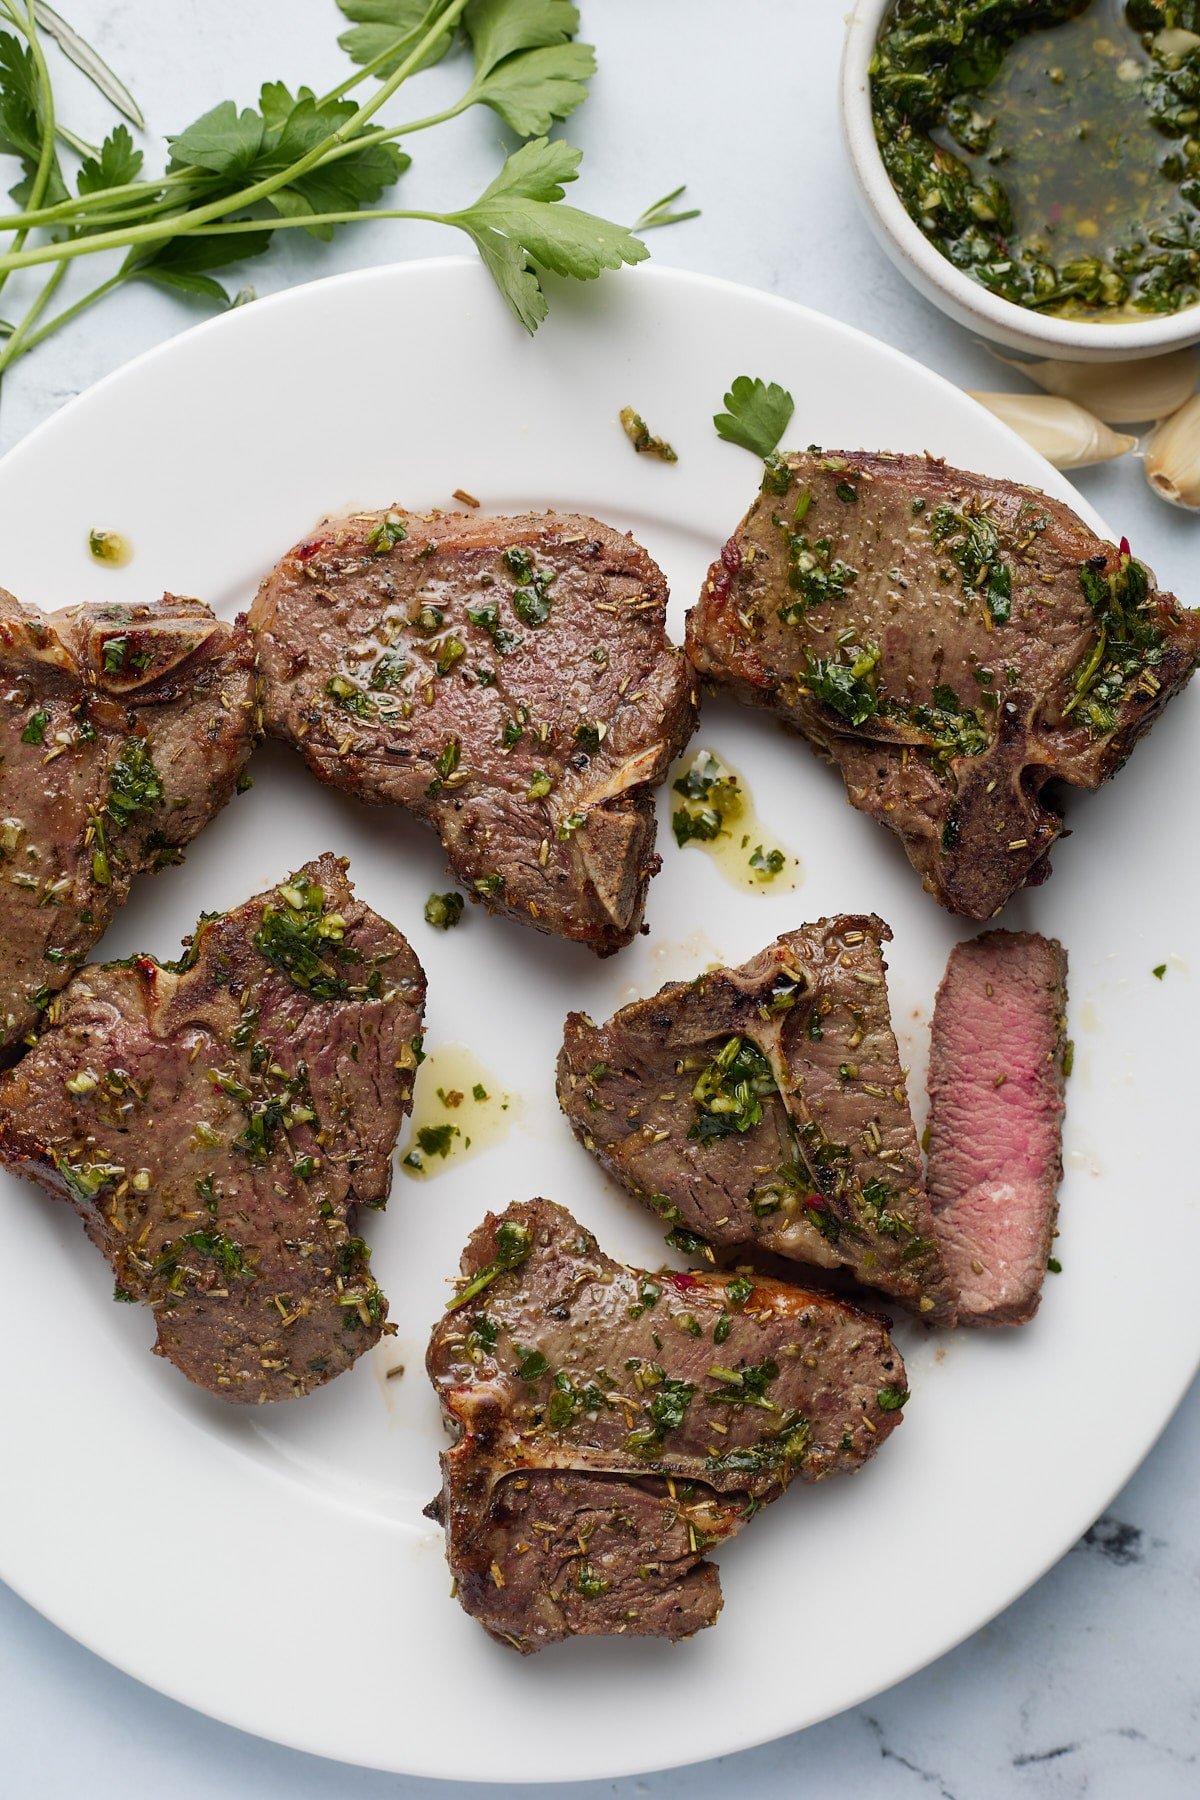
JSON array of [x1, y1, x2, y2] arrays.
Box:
[[1, 3, 1198, 1794]]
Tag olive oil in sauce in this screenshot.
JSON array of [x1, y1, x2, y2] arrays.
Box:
[[873, 0, 1200, 318], [88, 528, 132, 568], [670, 747, 800, 893], [399, 1044, 516, 1179], [933, 1, 1166, 310]]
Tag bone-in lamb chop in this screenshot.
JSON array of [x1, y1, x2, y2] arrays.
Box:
[[249, 508, 696, 954], [925, 930, 1069, 1326], [0, 855, 425, 1401], [0, 591, 257, 1060], [557, 918, 956, 1325], [426, 1198, 907, 1650], [686, 452, 1200, 919]]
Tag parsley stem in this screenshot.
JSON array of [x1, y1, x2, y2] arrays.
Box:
[[0, 169, 205, 232], [171, 208, 443, 237], [5, 268, 126, 361], [386, 97, 474, 136], [0, 256, 65, 375], [0, 1, 58, 305], [317, 1, 451, 106], [0, 0, 470, 279]]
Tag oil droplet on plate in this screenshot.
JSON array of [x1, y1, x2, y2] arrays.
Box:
[[399, 1043, 517, 1179], [1077, 1000, 1102, 1034], [88, 528, 132, 568], [669, 746, 800, 893]]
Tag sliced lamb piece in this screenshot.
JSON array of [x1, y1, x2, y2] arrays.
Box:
[[0, 590, 257, 1061], [557, 918, 956, 1324], [686, 451, 1200, 920], [249, 508, 697, 954], [430, 1469, 739, 1650], [426, 1197, 907, 1651], [0, 855, 426, 1401], [926, 930, 1069, 1326]]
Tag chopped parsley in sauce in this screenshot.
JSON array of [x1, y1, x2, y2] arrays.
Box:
[[872, 0, 1200, 319]]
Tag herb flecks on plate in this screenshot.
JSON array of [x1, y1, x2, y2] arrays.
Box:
[[619, 406, 677, 462]]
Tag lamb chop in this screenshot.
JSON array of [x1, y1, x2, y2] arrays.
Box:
[[926, 930, 1069, 1326], [249, 508, 697, 954], [0, 590, 257, 1061], [687, 451, 1200, 919], [0, 855, 425, 1402], [557, 918, 956, 1325], [426, 1198, 906, 1650]]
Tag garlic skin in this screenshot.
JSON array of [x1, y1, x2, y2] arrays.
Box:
[[1144, 393, 1200, 510], [967, 392, 1136, 470], [987, 350, 1196, 424]]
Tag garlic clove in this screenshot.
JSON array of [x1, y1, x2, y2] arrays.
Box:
[[967, 392, 1136, 469], [1153, 28, 1200, 59], [1144, 392, 1200, 509], [986, 349, 1197, 424]]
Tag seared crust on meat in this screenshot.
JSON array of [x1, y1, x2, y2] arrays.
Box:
[[687, 452, 1200, 919], [426, 1198, 906, 1650], [0, 855, 425, 1401], [249, 509, 697, 953], [557, 918, 956, 1324], [0, 591, 257, 1059]]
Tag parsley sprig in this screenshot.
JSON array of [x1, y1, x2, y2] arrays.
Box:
[[0, 0, 651, 375], [713, 375, 795, 459]]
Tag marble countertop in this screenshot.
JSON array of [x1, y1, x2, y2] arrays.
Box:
[[1, 3, 1198, 1795]]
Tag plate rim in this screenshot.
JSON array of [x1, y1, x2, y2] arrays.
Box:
[[0, 254, 1192, 1783]]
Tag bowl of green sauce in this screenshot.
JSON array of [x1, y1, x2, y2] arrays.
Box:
[[843, 0, 1200, 358]]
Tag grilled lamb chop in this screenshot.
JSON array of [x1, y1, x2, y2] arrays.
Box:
[[426, 1198, 906, 1651], [557, 918, 956, 1325], [926, 931, 1069, 1326], [249, 508, 696, 954], [687, 452, 1200, 919], [0, 590, 257, 1061], [0, 855, 425, 1401]]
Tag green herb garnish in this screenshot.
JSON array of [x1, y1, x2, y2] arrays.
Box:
[[424, 890, 465, 930], [713, 375, 795, 459], [366, 512, 407, 553], [0, 4, 647, 384], [803, 643, 881, 726], [445, 1217, 533, 1311], [690, 1036, 777, 1143], [254, 876, 359, 1000], [619, 406, 677, 462]]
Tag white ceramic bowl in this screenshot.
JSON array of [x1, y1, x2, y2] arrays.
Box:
[[841, 0, 1200, 361]]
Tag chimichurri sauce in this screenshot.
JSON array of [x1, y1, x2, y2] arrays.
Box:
[[871, 0, 1200, 319]]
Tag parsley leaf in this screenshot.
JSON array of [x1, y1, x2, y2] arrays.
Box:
[[124, 230, 274, 304], [166, 84, 411, 245], [0, 2, 644, 370], [468, 40, 594, 137], [0, 29, 67, 208], [448, 137, 648, 333], [463, 0, 594, 138], [77, 125, 142, 199], [335, 0, 457, 77], [168, 101, 266, 179], [713, 375, 796, 459]]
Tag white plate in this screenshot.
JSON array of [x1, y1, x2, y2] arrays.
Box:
[[0, 260, 1195, 1783]]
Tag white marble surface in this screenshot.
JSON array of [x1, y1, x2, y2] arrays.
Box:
[[1, 2, 1198, 1793]]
